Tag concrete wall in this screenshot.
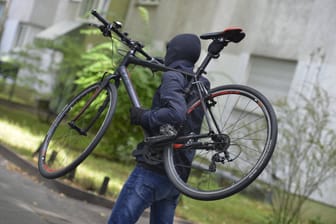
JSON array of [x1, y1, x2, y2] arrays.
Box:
[[125, 0, 336, 81], [0, 0, 83, 52], [0, 0, 83, 95]]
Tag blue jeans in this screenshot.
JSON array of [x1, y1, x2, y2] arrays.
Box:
[[107, 165, 180, 224]]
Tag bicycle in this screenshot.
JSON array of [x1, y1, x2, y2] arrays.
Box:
[[38, 10, 278, 201]]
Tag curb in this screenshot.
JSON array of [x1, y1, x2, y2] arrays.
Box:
[[0, 144, 114, 208]]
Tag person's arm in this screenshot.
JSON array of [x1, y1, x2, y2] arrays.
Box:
[[141, 72, 187, 131]]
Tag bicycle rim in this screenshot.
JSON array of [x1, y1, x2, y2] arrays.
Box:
[[38, 83, 117, 179], [164, 84, 278, 200]]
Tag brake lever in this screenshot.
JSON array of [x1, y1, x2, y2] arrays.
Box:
[[99, 25, 112, 37], [89, 23, 111, 37]]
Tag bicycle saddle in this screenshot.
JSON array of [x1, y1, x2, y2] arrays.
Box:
[[200, 27, 245, 43]]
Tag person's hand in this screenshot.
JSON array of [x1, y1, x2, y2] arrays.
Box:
[[130, 107, 147, 125]]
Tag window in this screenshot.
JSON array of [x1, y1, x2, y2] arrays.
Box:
[[15, 24, 29, 47], [0, 2, 5, 17], [247, 55, 296, 102], [15, 23, 42, 48], [0, 1, 6, 22]]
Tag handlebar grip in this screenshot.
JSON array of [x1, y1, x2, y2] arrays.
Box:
[[91, 9, 109, 26]]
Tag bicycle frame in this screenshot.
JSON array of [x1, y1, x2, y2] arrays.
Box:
[[73, 10, 235, 141], [70, 42, 226, 146], [105, 49, 220, 138]]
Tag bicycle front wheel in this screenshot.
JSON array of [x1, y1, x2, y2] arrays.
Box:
[[38, 83, 117, 179], [164, 84, 278, 200]]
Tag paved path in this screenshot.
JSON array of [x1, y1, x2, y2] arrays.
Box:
[[0, 154, 151, 224]]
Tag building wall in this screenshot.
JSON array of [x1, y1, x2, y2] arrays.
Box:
[[125, 0, 336, 86], [0, 0, 121, 95], [124, 0, 217, 46], [0, 0, 80, 94], [0, 0, 34, 52]]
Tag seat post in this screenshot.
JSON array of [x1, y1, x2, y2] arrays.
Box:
[[185, 47, 221, 95], [196, 53, 213, 77], [184, 53, 213, 95]]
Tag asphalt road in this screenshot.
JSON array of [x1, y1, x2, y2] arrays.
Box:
[[0, 154, 150, 224]]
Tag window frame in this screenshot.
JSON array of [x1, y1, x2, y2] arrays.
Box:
[[246, 55, 297, 102]]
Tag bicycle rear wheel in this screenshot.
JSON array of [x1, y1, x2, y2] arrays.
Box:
[[38, 83, 117, 179], [164, 84, 278, 200]]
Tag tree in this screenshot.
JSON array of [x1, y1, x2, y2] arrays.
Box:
[[267, 85, 336, 224]]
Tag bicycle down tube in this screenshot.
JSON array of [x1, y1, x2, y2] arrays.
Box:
[[119, 65, 141, 108]]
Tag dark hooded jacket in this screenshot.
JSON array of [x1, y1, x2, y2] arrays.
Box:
[[135, 34, 210, 178]]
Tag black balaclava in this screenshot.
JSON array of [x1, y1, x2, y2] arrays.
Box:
[[164, 34, 201, 66]]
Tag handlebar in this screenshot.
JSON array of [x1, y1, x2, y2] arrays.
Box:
[[91, 10, 153, 61], [91, 9, 109, 26]]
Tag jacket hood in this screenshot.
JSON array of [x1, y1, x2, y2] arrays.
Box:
[[164, 34, 201, 66]]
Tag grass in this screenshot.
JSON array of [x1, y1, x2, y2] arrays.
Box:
[[0, 83, 38, 106], [177, 195, 270, 224], [0, 103, 133, 197], [301, 200, 336, 224], [1, 102, 336, 224]]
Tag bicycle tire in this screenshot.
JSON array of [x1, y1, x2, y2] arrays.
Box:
[[164, 84, 278, 200], [38, 82, 117, 179]]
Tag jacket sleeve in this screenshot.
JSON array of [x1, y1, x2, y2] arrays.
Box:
[[140, 72, 187, 131]]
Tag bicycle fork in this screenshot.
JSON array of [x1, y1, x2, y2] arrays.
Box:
[[68, 79, 112, 136]]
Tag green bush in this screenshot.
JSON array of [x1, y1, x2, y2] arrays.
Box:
[[75, 39, 161, 163]]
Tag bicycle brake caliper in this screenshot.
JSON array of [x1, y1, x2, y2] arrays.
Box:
[[207, 98, 217, 107]]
